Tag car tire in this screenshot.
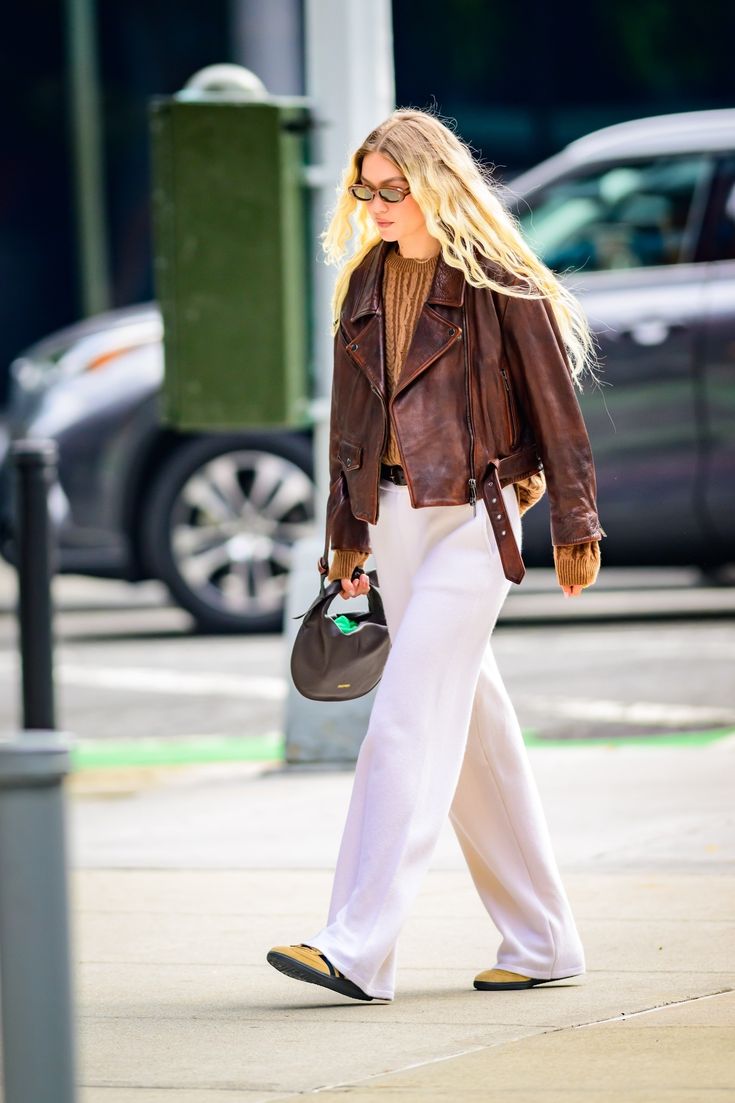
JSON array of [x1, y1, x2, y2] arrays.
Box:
[[139, 432, 315, 633]]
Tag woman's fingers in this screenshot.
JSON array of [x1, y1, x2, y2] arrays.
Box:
[[562, 584, 583, 598], [340, 575, 371, 599]]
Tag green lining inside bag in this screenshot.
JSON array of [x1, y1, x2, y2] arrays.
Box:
[[332, 614, 360, 634]]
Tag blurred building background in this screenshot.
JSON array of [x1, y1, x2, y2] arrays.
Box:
[[2, 0, 734, 407]]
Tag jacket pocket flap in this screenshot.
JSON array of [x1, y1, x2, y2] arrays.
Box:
[[338, 440, 363, 471]]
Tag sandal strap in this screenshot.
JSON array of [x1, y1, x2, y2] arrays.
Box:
[[298, 943, 340, 978]]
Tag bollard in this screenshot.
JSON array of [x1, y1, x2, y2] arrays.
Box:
[[11, 439, 58, 730], [0, 733, 77, 1103], [2, 439, 78, 1101]]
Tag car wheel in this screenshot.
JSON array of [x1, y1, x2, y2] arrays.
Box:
[[140, 432, 315, 632]]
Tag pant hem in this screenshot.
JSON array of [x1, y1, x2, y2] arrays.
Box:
[[304, 939, 395, 1001], [495, 961, 586, 981]]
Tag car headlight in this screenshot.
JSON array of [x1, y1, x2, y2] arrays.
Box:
[[10, 316, 162, 394]]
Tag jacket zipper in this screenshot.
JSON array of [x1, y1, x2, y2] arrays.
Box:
[[386, 344, 450, 508], [500, 365, 518, 447], [387, 393, 415, 503], [371, 383, 389, 519], [462, 308, 477, 515]]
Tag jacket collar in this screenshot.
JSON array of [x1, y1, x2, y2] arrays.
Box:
[[348, 239, 466, 322]]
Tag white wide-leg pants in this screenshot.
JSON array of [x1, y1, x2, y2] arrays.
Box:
[[305, 476, 585, 1000]]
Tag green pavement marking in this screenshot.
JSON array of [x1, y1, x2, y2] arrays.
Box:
[[71, 731, 285, 769], [522, 727, 734, 749], [69, 725, 733, 770]]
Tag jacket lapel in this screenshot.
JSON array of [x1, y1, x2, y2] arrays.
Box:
[[341, 312, 384, 394], [393, 305, 462, 398], [345, 240, 466, 401]]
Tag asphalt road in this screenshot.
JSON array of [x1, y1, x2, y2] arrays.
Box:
[[0, 562, 733, 755]]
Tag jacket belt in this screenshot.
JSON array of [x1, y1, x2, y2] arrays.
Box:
[[481, 444, 542, 586]]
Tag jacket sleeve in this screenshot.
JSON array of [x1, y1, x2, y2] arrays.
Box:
[[325, 328, 372, 559], [500, 290, 606, 547]]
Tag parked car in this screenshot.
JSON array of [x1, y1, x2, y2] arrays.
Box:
[[1, 108, 733, 631], [0, 305, 315, 632]]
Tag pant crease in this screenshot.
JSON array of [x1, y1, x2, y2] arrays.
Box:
[[467, 695, 559, 976]]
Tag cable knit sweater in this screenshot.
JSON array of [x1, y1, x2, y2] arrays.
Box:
[[328, 243, 601, 588]]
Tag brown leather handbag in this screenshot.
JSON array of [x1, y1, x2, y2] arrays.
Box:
[[289, 524, 390, 702]]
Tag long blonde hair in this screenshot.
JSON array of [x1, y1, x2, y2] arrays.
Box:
[[321, 107, 601, 390]]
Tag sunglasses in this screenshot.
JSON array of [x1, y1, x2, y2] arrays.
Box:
[[348, 183, 411, 204]]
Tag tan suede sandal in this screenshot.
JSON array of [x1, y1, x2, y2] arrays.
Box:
[[267, 943, 374, 1001], [474, 967, 583, 990]]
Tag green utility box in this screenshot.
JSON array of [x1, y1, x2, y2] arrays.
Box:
[[150, 95, 312, 430]]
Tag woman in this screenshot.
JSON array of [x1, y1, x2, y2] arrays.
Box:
[[268, 108, 606, 1003]]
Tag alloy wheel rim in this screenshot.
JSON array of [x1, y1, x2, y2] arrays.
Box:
[[169, 449, 314, 617]]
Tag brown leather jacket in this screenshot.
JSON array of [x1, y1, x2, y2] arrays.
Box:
[[326, 240, 606, 585]]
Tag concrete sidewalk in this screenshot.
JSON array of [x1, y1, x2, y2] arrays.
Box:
[[67, 739, 735, 1102]]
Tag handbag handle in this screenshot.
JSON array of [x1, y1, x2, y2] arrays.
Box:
[[292, 567, 380, 621], [317, 515, 332, 590]]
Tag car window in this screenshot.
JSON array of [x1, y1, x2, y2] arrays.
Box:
[[696, 153, 735, 262], [514, 156, 712, 273]]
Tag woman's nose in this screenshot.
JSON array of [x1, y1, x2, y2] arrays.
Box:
[[370, 195, 390, 215]]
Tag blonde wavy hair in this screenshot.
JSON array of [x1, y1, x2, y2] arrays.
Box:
[[321, 107, 601, 390]]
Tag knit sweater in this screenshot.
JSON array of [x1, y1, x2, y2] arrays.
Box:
[[328, 243, 601, 588], [381, 247, 439, 464]]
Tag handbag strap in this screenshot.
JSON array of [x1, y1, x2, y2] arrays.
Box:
[[317, 507, 332, 592]]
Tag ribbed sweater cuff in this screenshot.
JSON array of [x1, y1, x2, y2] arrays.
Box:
[[327, 548, 371, 583], [553, 539, 601, 588]]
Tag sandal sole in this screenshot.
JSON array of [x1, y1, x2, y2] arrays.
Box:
[[474, 972, 583, 991], [267, 949, 374, 1001], [474, 978, 544, 990]]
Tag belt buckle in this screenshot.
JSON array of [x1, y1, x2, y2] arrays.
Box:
[[383, 463, 405, 485]]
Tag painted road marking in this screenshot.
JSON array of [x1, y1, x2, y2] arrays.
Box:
[[525, 696, 735, 728], [498, 633, 735, 659], [72, 731, 284, 768], [70, 726, 734, 769], [523, 727, 733, 749], [0, 655, 286, 701]]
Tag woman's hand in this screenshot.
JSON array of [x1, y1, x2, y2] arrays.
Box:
[[339, 571, 371, 599], [561, 584, 583, 598], [316, 559, 371, 598]]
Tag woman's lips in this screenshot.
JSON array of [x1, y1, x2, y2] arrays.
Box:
[[376, 221, 393, 227]]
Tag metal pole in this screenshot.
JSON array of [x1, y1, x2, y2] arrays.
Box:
[[302, 0, 395, 430], [231, 0, 304, 96], [282, 0, 396, 762], [12, 439, 58, 730], [0, 734, 78, 1103], [305, 0, 396, 519], [65, 0, 111, 315]]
